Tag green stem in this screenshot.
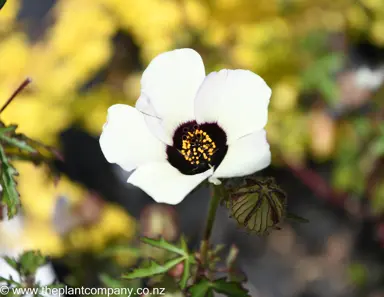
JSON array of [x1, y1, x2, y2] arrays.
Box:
[[198, 184, 223, 273]]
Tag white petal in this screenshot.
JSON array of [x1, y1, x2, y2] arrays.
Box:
[[195, 69, 271, 144], [0, 257, 20, 281], [128, 162, 213, 205], [135, 94, 173, 145], [138, 48, 206, 143], [35, 264, 57, 286], [212, 130, 271, 178], [100, 104, 166, 172]]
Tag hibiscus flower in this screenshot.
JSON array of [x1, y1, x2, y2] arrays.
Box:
[[100, 48, 271, 205]]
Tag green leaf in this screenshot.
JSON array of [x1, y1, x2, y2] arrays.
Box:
[[0, 133, 37, 153], [127, 237, 195, 288], [179, 236, 190, 289], [0, 125, 17, 134], [299, 30, 329, 53], [3, 256, 18, 270], [100, 274, 124, 288], [0, 145, 20, 219], [141, 237, 186, 256], [180, 236, 196, 264], [188, 278, 214, 297], [301, 53, 343, 105], [122, 257, 184, 279], [19, 251, 46, 276], [371, 138, 384, 157], [286, 212, 309, 223], [348, 263, 368, 287], [188, 278, 250, 297], [212, 278, 250, 297], [0, 0, 6, 10]]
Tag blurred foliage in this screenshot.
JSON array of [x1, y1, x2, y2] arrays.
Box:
[[120, 235, 249, 296], [0, 0, 383, 289], [0, 0, 6, 10], [124, 237, 194, 289], [0, 250, 62, 294], [188, 277, 249, 297], [348, 262, 369, 288]]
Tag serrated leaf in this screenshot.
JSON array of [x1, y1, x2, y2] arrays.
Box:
[[134, 237, 194, 288], [188, 278, 250, 297], [0, 126, 17, 134], [0, 145, 19, 219], [227, 269, 247, 283], [180, 261, 190, 289], [0, 133, 36, 153], [180, 236, 188, 254], [100, 274, 124, 288], [19, 251, 46, 276], [212, 278, 250, 297], [141, 237, 186, 256], [286, 212, 309, 223], [3, 256, 18, 269], [179, 236, 191, 289], [188, 278, 214, 297], [226, 177, 287, 234], [123, 257, 184, 279], [180, 237, 196, 265], [0, 0, 6, 10]]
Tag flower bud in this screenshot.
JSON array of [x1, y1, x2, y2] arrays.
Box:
[[224, 177, 286, 234]]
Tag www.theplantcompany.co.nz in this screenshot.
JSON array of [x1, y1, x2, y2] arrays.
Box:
[[0, 285, 166, 296]]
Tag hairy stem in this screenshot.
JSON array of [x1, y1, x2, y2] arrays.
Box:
[[196, 183, 224, 279]]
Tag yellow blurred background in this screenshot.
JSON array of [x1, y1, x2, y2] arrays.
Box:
[[0, 0, 383, 268]]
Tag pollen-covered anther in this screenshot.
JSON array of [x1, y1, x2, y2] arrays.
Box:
[[179, 128, 217, 165]]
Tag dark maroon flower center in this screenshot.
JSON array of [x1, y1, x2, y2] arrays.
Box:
[[166, 121, 228, 175]]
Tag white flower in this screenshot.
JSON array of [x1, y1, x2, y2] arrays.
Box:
[[100, 48, 272, 205]]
